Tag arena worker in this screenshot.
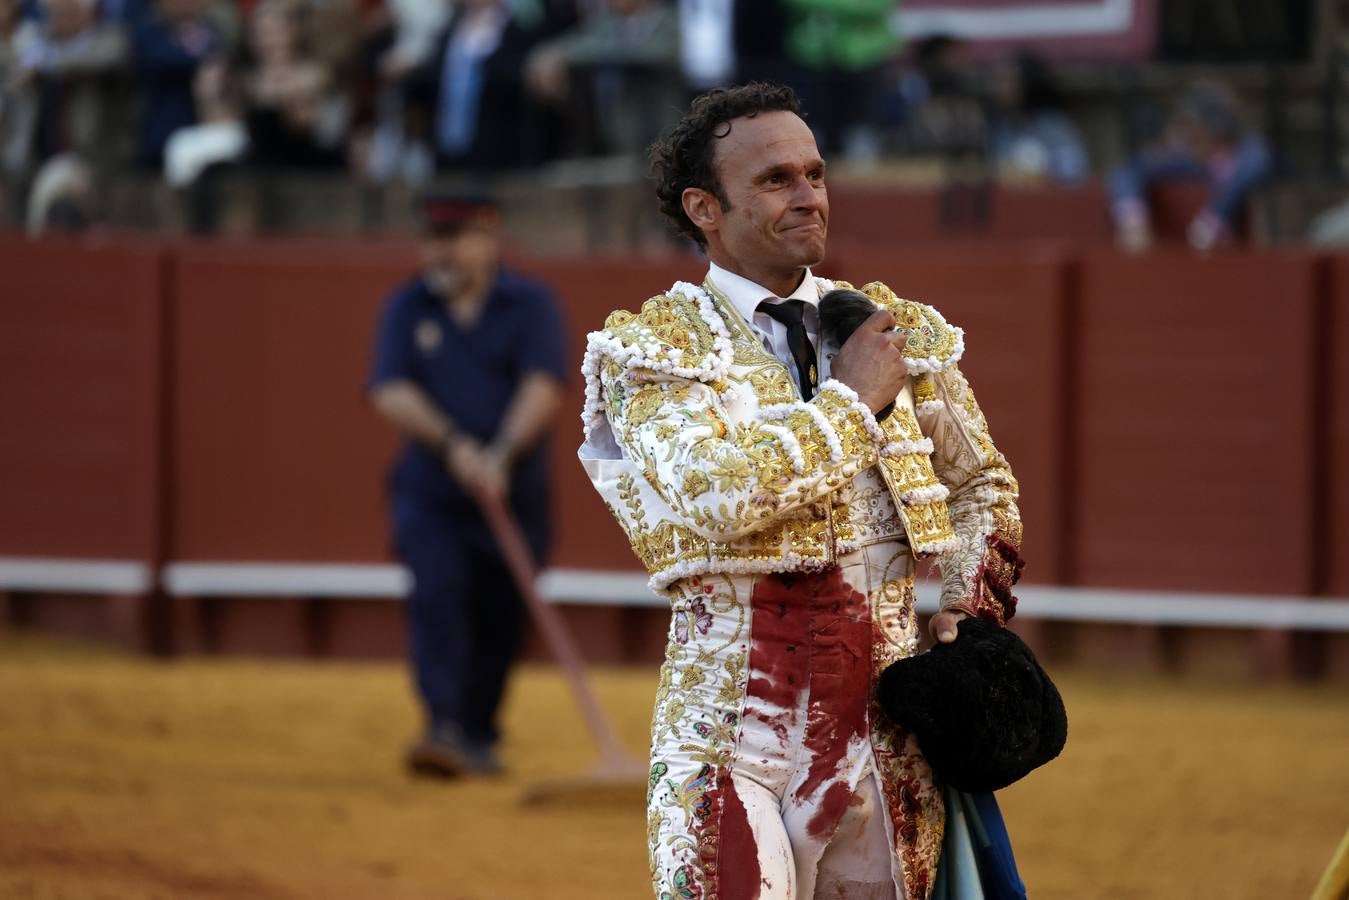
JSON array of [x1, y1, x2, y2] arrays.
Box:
[[368, 192, 567, 778]]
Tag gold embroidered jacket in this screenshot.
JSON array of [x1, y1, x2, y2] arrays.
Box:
[[578, 276, 1023, 622]]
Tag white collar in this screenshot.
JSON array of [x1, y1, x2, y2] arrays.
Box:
[[706, 261, 817, 327]]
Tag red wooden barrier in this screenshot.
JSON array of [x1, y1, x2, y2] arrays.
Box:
[[1072, 250, 1320, 594], [4, 237, 1345, 670], [0, 236, 167, 561], [1327, 257, 1349, 597], [170, 239, 411, 561]]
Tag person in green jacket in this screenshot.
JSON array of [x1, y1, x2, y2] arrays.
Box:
[[782, 0, 898, 158]]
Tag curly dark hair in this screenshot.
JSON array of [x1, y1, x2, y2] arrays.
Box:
[[649, 82, 803, 248]]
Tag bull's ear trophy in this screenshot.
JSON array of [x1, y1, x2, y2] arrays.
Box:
[[819, 288, 895, 420]]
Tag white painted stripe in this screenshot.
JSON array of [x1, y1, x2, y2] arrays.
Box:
[[1006, 585, 1349, 631], [163, 562, 410, 598], [157, 562, 1349, 632], [898, 0, 1134, 40], [538, 569, 656, 605], [0, 558, 152, 595], [162, 563, 657, 603]]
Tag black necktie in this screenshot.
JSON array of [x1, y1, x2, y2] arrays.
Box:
[[757, 299, 817, 400]]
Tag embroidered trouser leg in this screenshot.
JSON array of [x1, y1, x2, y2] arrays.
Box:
[[812, 773, 899, 899], [647, 542, 920, 900], [710, 767, 898, 900]]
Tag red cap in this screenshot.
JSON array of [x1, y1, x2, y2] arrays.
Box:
[[419, 192, 499, 233]]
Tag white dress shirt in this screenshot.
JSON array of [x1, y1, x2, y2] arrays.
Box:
[[706, 262, 832, 395]]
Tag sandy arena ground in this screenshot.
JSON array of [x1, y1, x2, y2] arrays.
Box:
[[1, 632, 1346, 900]]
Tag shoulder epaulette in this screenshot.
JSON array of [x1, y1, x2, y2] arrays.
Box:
[[836, 279, 965, 375], [580, 281, 734, 438]]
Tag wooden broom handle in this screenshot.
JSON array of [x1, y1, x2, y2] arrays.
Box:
[[473, 489, 633, 762]]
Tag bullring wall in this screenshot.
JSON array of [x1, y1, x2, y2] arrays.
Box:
[[1, 236, 1344, 675]]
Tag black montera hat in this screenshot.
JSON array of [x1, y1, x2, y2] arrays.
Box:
[[877, 617, 1067, 793]]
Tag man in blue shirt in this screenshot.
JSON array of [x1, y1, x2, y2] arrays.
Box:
[[368, 192, 567, 777], [130, 0, 220, 168]]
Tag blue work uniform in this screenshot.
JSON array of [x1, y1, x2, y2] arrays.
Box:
[[368, 268, 567, 748]]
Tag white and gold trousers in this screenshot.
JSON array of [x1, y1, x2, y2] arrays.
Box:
[[647, 539, 944, 900]]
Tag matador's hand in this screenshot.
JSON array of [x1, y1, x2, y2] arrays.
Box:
[[929, 609, 969, 644], [829, 309, 907, 415]]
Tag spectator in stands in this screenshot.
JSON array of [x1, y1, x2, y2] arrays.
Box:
[[166, 1, 347, 167], [986, 51, 1088, 185], [25, 150, 95, 233], [381, 0, 575, 175], [524, 0, 681, 158], [1109, 80, 1272, 253], [361, 0, 450, 183], [731, 0, 787, 84], [1308, 196, 1349, 247], [241, 0, 345, 169], [401, 0, 549, 171], [779, 0, 896, 160], [18, 0, 129, 165], [297, 0, 360, 77], [131, 0, 223, 168], [883, 34, 986, 158], [677, 0, 733, 92], [367, 192, 567, 778], [162, 54, 241, 190], [378, 0, 450, 84], [1, 0, 39, 208], [162, 0, 343, 191]]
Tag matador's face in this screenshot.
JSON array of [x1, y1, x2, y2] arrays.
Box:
[[705, 110, 829, 276]]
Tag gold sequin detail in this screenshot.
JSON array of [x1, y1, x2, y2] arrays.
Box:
[[857, 282, 961, 368], [682, 470, 712, 499]]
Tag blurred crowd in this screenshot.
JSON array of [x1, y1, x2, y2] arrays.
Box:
[[0, 0, 1306, 248]]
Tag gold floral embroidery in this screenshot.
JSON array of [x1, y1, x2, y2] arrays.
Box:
[[913, 375, 937, 407], [604, 293, 718, 365], [715, 650, 746, 706], [682, 470, 711, 499], [903, 501, 956, 547], [635, 522, 708, 572], [616, 472, 648, 536], [708, 451, 752, 492], [994, 506, 1024, 545], [785, 411, 832, 468], [654, 658, 674, 709], [753, 459, 793, 493], [661, 697, 686, 733], [628, 386, 665, 426], [679, 665, 707, 691]]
